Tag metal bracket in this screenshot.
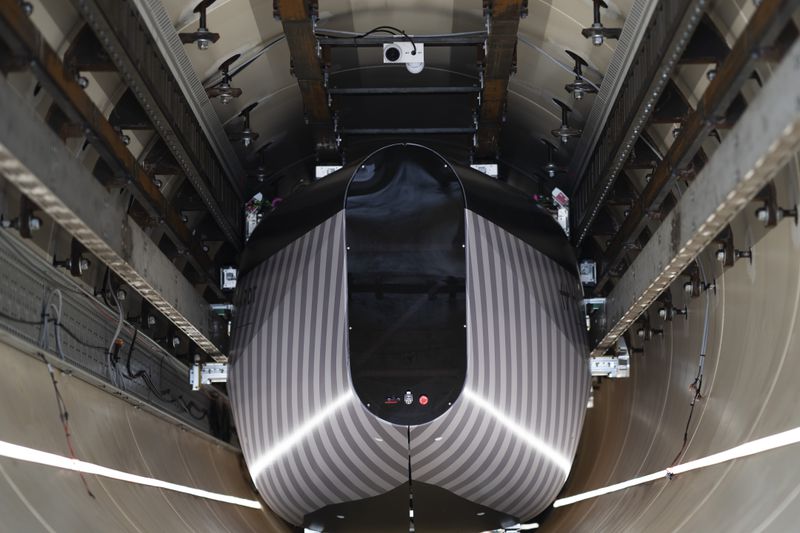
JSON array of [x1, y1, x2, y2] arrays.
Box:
[[190, 362, 228, 391]]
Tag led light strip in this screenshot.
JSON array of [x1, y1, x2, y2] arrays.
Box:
[[0, 440, 261, 509], [248, 389, 355, 479], [463, 388, 572, 478], [554, 426, 800, 508]]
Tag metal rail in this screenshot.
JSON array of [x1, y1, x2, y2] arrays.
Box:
[[72, 0, 245, 252], [329, 86, 480, 95], [0, 73, 225, 361], [592, 36, 800, 355], [597, 0, 800, 290], [572, 0, 709, 244], [0, 0, 222, 296], [316, 34, 486, 47]]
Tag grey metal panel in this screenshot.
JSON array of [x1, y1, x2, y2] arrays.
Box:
[[229, 210, 589, 525], [0, 230, 213, 434], [0, 73, 223, 361]]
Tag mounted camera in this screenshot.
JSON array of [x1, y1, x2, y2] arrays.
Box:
[[382, 41, 424, 74]]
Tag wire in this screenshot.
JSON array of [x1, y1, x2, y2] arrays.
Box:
[[104, 270, 125, 389], [517, 35, 602, 92], [315, 25, 418, 54], [670, 261, 711, 467], [121, 327, 208, 421], [36, 351, 96, 498]]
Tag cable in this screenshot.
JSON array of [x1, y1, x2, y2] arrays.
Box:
[[36, 351, 96, 498], [517, 35, 601, 92], [121, 327, 208, 421], [104, 270, 124, 389], [315, 25, 417, 54], [670, 261, 711, 467]]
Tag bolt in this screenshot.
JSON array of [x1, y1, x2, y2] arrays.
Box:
[[715, 249, 726, 262], [683, 281, 694, 294], [755, 206, 770, 223], [76, 75, 89, 89], [706, 68, 717, 81]]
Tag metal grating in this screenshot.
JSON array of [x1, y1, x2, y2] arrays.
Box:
[[571, 0, 709, 244], [75, 0, 245, 250], [568, 0, 660, 193], [0, 230, 212, 434]]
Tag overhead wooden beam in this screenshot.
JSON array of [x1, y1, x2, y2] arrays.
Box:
[[596, 0, 800, 290], [592, 35, 800, 355], [275, 0, 339, 162], [473, 0, 525, 161]]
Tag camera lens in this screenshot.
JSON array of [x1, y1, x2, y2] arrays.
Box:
[[384, 46, 401, 62]]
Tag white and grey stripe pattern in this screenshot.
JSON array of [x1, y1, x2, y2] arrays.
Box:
[[229, 209, 589, 525]]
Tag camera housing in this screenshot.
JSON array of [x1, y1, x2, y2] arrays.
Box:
[[382, 41, 424, 74]]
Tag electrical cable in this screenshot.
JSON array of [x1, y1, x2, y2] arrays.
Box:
[[104, 270, 124, 389], [36, 350, 96, 498], [517, 35, 602, 92], [121, 327, 208, 421], [670, 260, 711, 467], [315, 25, 418, 54]]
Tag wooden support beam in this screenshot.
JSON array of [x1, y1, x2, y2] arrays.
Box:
[[275, 0, 339, 162], [473, 0, 524, 160]]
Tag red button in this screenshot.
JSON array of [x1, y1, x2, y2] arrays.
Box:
[[419, 395, 429, 406]]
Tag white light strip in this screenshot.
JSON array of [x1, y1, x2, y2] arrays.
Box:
[[554, 426, 800, 508], [462, 388, 572, 477], [249, 389, 354, 478], [0, 440, 261, 509]]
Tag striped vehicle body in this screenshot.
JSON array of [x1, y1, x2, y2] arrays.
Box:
[[229, 206, 589, 525]]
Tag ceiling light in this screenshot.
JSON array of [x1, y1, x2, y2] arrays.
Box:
[[0, 439, 261, 508], [248, 389, 354, 479], [462, 388, 572, 478], [554, 426, 800, 508]]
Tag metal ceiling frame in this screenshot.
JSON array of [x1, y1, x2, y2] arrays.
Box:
[[0, 74, 225, 361], [597, 0, 800, 291], [592, 36, 800, 356], [71, 0, 246, 252], [571, 0, 710, 245]]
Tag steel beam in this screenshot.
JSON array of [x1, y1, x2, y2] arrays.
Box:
[[70, 0, 244, 252], [598, 0, 800, 289], [275, 0, 339, 161], [473, 0, 524, 160], [0, 0, 222, 296], [572, 0, 709, 244], [316, 33, 486, 47], [0, 74, 225, 362], [341, 127, 476, 135], [329, 86, 480, 95], [592, 37, 800, 356]]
